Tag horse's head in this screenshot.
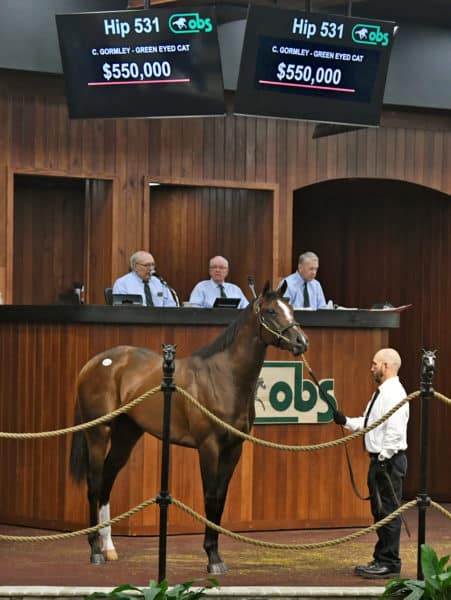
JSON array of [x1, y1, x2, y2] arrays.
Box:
[[254, 281, 308, 356]]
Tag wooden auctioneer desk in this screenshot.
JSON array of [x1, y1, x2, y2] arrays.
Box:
[[0, 305, 399, 534]]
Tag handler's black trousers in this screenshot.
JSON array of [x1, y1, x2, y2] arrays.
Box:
[[367, 451, 407, 571]]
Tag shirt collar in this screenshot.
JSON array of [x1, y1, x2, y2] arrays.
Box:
[[296, 271, 307, 285], [378, 375, 400, 391]]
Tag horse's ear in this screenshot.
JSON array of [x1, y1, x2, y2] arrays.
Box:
[[278, 280, 287, 297], [261, 280, 271, 297]]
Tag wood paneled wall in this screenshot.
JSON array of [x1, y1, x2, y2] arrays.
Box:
[[149, 184, 274, 302], [293, 179, 451, 498], [0, 71, 449, 299], [0, 68, 450, 506], [13, 175, 86, 304]]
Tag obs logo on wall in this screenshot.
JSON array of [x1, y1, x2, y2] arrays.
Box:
[[254, 361, 337, 424]]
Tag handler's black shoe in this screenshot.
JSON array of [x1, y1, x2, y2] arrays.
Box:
[[354, 560, 376, 575], [357, 562, 400, 579]]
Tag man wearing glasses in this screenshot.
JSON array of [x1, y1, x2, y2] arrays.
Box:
[[112, 250, 177, 307], [189, 255, 249, 308]]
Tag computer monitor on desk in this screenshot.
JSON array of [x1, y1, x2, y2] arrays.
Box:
[[213, 298, 240, 308], [112, 294, 143, 306]]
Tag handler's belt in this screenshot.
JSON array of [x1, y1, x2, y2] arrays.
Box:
[[369, 450, 406, 459]]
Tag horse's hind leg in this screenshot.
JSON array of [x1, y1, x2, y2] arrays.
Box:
[[98, 416, 143, 561], [199, 440, 243, 574], [85, 425, 111, 565]]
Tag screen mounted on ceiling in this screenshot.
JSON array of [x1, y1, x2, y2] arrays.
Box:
[[234, 5, 396, 126], [56, 6, 225, 119]]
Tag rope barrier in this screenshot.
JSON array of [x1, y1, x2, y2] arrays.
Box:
[[0, 386, 161, 439], [0, 498, 157, 542], [0, 386, 448, 446], [430, 500, 451, 520], [434, 390, 451, 406], [175, 386, 420, 451], [1, 496, 448, 548], [171, 498, 418, 549], [0, 370, 448, 559]]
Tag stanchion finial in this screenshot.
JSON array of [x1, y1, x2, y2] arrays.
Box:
[[420, 349, 436, 393], [162, 344, 176, 390]]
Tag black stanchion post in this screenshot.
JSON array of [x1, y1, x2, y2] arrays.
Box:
[[157, 343, 176, 583], [416, 349, 436, 580]]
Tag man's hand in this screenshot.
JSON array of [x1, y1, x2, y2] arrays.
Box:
[[333, 410, 347, 425]]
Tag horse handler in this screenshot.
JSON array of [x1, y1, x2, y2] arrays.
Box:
[[333, 348, 409, 579]]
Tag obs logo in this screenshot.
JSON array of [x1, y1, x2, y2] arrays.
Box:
[[168, 13, 213, 34], [352, 24, 389, 47], [254, 361, 337, 424]]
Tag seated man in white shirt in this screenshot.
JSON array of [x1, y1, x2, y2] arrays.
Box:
[[279, 251, 326, 309], [189, 255, 249, 308], [112, 250, 177, 307]]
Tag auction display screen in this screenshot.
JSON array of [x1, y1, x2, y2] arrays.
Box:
[[56, 6, 225, 119], [234, 5, 396, 126]]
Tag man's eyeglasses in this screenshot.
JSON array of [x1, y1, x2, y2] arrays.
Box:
[[209, 265, 228, 270], [136, 262, 155, 268]]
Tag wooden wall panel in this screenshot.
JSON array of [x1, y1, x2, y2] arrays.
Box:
[[0, 320, 386, 533], [149, 185, 273, 302], [2, 71, 450, 289], [292, 179, 451, 499], [86, 179, 113, 305], [13, 175, 86, 304], [0, 166, 8, 298]]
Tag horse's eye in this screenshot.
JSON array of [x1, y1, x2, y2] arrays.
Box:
[[267, 309, 276, 316]]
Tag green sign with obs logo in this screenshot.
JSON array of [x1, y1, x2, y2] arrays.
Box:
[[254, 361, 337, 424]]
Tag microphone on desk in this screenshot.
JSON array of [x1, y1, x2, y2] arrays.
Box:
[[151, 270, 180, 307], [247, 275, 257, 299], [151, 270, 168, 286]]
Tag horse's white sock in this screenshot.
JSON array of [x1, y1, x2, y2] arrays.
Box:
[[99, 503, 115, 551]]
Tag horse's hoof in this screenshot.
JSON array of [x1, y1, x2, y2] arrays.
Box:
[[103, 549, 119, 561], [208, 562, 228, 574], [90, 553, 106, 565]]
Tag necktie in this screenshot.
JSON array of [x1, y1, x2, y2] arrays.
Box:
[[363, 389, 380, 450], [303, 282, 310, 308], [218, 284, 227, 298], [143, 281, 154, 306]]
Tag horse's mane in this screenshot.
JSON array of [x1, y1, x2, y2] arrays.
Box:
[[192, 290, 281, 359], [192, 302, 254, 359]]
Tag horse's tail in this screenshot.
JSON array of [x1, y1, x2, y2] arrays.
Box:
[[69, 401, 88, 483]]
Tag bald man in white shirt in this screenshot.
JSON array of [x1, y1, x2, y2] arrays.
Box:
[[334, 348, 409, 580]]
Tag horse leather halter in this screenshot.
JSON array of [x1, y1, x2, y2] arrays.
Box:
[[254, 299, 306, 349]]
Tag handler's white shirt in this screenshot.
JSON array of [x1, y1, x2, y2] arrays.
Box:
[[344, 376, 409, 460]]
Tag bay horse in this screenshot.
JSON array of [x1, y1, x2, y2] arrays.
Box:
[[70, 281, 308, 573]]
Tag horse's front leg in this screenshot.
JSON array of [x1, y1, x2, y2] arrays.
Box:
[[199, 440, 243, 574]]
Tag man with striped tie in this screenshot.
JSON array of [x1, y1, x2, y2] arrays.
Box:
[[112, 250, 177, 307], [279, 251, 327, 309], [189, 255, 248, 308]]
